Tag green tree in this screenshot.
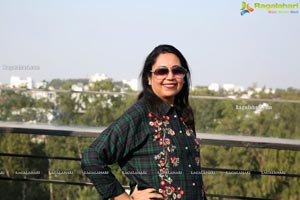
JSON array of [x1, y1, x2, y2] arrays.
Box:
[[0, 133, 49, 199]]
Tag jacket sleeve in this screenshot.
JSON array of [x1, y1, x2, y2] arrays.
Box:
[[81, 106, 144, 199]]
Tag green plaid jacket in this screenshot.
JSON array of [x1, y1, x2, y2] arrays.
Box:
[[81, 97, 206, 200]]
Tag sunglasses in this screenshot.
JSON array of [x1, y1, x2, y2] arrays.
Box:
[[150, 66, 187, 80]]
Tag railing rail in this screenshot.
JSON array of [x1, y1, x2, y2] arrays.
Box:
[[1, 122, 299, 151], [1, 122, 300, 200]]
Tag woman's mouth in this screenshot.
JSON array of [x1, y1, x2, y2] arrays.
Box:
[[162, 83, 177, 88]]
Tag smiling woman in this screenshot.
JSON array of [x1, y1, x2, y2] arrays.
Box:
[[81, 44, 207, 200]]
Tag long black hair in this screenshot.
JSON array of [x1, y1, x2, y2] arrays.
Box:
[[138, 44, 194, 126]]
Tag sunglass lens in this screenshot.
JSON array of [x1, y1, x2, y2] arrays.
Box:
[[154, 68, 169, 76], [172, 67, 186, 76]]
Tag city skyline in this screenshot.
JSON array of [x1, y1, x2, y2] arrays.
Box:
[[1, 0, 299, 89]]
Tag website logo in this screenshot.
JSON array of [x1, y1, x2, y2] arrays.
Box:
[[240, 2, 254, 16], [240, 2, 298, 15]]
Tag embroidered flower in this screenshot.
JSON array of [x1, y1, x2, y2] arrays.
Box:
[[157, 120, 163, 126], [179, 117, 195, 137], [186, 130, 191, 136], [164, 115, 170, 121], [165, 186, 175, 195], [159, 138, 163, 145], [154, 152, 163, 160], [160, 185, 184, 199], [154, 133, 161, 140], [169, 128, 175, 136], [194, 139, 200, 152], [159, 159, 166, 167], [170, 156, 177, 163], [195, 157, 201, 166], [170, 157, 179, 167], [160, 180, 166, 186], [160, 167, 167, 174], [164, 138, 171, 146]]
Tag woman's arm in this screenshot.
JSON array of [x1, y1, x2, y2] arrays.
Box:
[[81, 144, 126, 198], [81, 102, 147, 199]]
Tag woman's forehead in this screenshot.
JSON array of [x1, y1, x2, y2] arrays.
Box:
[[153, 53, 181, 67]]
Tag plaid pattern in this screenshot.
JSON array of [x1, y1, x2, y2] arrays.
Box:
[[81, 98, 207, 200]]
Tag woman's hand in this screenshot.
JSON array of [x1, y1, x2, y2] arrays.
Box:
[[114, 192, 131, 200], [130, 185, 164, 200]]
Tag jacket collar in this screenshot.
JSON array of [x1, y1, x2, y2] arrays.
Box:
[[159, 100, 174, 116], [141, 96, 174, 117]]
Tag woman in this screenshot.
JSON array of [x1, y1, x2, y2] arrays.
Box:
[[81, 44, 207, 200]]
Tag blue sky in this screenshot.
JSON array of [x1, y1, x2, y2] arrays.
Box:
[[0, 0, 299, 89]]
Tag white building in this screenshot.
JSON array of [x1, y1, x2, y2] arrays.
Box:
[[222, 84, 244, 93], [264, 88, 276, 94], [208, 83, 220, 92], [89, 73, 109, 83], [122, 79, 139, 91], [10, 76, 33, 89], [30, 91, 57, 103], [35, 81, 48, 89], [71, 83, 84, 92], [255, 88, 262, 93]]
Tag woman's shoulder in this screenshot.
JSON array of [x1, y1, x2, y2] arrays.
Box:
[[118, 98, 149, 122], [128, 98, 149, 115]]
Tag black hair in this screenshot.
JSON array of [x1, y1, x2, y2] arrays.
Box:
[[138, 44, 194, 126]]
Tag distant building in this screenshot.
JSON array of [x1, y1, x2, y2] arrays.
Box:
[[240, 94, 250, 99], [122, 79, 139, 91], [222, 84, 234, 92], [247, 90, 254, 97], [263, 88, 275, 94], [208, 83, 246, 93], [31, 91, 57, 103], [89, 73, 109, 83], [10, 76, 33, 89], [208, 83, 220, 92], [255, 88, 262, 93], [71, 83, 84, 92], [222, 83, 244, 93], [35, 80, 48, 89]]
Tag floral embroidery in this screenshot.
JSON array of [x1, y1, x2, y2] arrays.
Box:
[[194, 138, 200, 152], [169, 129, 175, 136], [180, 117, 195, 137], [148, 112, 184, 199], [195, 157, 201, 167]]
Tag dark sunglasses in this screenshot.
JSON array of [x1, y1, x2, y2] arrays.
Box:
[[150, 66, 187, 80]]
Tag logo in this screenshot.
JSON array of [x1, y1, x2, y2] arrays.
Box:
[[240, 2, 254, 15], [240, 2, 298, 15]]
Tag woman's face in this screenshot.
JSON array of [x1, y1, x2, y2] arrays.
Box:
[[148, 53, 185, 105]]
